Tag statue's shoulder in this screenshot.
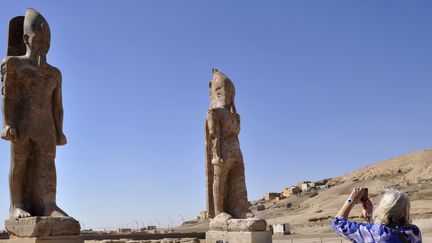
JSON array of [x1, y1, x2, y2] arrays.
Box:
[[46, 64, 62, 81], [1, 56, 21, 66], [1, 56, 23, 74]]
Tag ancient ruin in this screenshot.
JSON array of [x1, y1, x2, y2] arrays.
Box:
[[205, 69, 270, 243], [1, 8, 81, 242], [205, 68, 249, 220]]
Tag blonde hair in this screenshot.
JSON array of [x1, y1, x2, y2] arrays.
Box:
[[373, 189, 411, 225]]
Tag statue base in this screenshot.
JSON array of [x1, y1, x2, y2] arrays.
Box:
[[209, 213, 267, 232], [0, 236, 83, 243], [206, 231, 272, 243], [5, 217, 80, 238]]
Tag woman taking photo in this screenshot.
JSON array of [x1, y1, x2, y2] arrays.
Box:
[[332, 188, 422, 243]]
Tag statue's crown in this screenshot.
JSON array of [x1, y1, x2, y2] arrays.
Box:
[[23, 8, 50, 38], [212, 68, 230, 82], [210, 68, 235, 95]]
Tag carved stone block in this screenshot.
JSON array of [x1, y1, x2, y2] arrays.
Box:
[[5, 217, 80, 238]]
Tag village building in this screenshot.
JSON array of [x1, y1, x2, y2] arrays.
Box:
[[282, 186, 301, 198], [264, 192, 280, 201]]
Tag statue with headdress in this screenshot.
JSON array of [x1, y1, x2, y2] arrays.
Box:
[[205, 68, 250, 220], [1, 8, 80, 239], [205, 69, 268, 240]]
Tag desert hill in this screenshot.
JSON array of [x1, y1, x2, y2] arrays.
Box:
[[177, 149, 432, 235], [251, 148, 432, 234]]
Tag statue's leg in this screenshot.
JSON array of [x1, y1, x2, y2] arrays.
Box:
[[9, 140, 32, 219], [213, 164, 229, 216], [226, 161, 249, 219], [40, 151, 67, 217], [33, 138, 68, 217]]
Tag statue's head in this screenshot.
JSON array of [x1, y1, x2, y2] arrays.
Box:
[[23, 8, 50, 55], [209, 68, 236, 109]]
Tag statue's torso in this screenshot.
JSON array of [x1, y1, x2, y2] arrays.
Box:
[[208, 107, 243, 163], [5, 56, 59, 138]]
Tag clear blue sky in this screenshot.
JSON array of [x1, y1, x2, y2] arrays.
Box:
[[0, 1, 431, 230]]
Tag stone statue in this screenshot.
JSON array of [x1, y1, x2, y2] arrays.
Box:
[[204, 70, 269, 243], [1, 8, 68, 221], [205, 68, 249, 219]]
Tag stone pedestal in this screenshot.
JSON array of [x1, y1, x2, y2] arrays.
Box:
[[0, 236, 83, 243], [2, 217, 82, 243], [5, 217, 80, 238], [206, 231, 272, 243]]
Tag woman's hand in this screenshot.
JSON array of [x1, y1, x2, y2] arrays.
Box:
[[336, 187, 367, 219], [362, 199, 373, 220], [349, 187, 366, 204]]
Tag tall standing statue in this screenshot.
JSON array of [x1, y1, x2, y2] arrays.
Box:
[[205, 68, 249, 219], [1, 9, 80, 240], [1, 7, 67, 220], [204, 69, 269, 243]]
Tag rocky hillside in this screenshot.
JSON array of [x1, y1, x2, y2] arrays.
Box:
[[251, 149, 432, 234], [178, 149, 432, 235]]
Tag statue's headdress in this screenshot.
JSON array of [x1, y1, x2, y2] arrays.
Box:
[[23, 8, 50, 40], [210, 68, 236, 97], [7, 8, 50, 56], [209, 68, 236, 112]]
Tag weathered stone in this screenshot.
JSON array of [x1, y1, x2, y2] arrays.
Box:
[[227, 218, 267, 232], [5, 217, 80, 238], [209, 212, 232, 231], [0, 236, 83, 243], [210, 213, 267, 232], [205, 69, 250, 219], [206, 231, 272, 243], [256, 205, 265, 211]]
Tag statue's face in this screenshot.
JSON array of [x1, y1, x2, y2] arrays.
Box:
[[210, 77, 234, 108], [25, 31, 50, 56]]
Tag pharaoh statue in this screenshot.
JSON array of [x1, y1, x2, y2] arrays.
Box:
[[1, 9, 80, 239], [205, 68, 250, 219]]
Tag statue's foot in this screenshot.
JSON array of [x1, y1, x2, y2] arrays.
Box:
[[45, 204, 69, 217], [11, 207, 31, 219]]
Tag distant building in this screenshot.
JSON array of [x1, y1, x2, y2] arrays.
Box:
[[272, 223, 290, 235], [282, 186, 301, 198], [118, 228, 132, 234], [264, 192, 280, 201], [198, 210, 208, 220]]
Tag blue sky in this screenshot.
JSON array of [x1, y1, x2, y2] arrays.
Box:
[[0, 1, 431, 230]]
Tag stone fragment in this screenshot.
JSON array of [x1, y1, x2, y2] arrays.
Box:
[[209, 212, 232, 231], [256, 205, 265, 211], [227, 218, 267, 232]]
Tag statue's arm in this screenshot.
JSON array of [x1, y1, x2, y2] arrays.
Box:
[[52, 69, 67, 146], [207, 109, 223, 165], [1, 57, 17, 140]]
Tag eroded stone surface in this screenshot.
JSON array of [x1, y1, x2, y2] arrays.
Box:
[[209, 213, 232, 231], [227, 218, 267, 232], [205, 69, 249, 219], [209, 213, 267, 232], [5, 217, 80, 238]]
